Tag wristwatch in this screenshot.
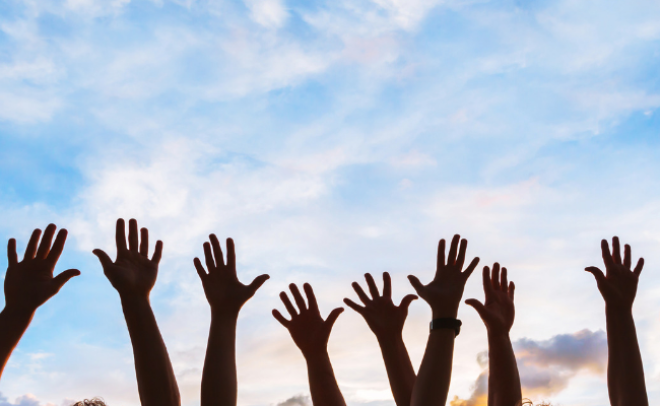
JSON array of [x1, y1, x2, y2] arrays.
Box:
[[430, 318, 462, 336]]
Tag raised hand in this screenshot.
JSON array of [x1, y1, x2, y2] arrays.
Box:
[[5, 224, 80, 313], [585, 237, 644, 310], [344, 272, 417, 339], [93, 218, 162, 299], [93, 218, 180, 406], [345, 272, 417, 406], [465, 264, 515, 336], [194, 234, 269, 318], [273, 283, 343, 358], [408, 235, 479, 318]]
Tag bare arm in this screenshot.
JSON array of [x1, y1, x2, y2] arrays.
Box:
[[93, 218, 180, 406], [344, 272, 417, 406], [273, 283, 345, 406], [0, 225, 79, 379], [407, 235, 480, 406], [465, 264, 521, 406], [585, 237, 648, 406], [193, 234, 269, 406]]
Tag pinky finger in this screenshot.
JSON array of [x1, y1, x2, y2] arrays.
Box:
[[634, 258, 644, 276], [272, 309, 290, 327], [7, 239, 18, 266], [151, 240, 163, 264]]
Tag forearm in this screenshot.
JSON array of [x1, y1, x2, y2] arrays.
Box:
[[377, 334, 416, 406], [201, 313, 239, 406], [0, 306, 34, 379], [121, 296, 180, 406], [411, 330, 455, 406], [487, 332, 521, 406], [605, 306, 648, 406], [305, 351, 347, 406]]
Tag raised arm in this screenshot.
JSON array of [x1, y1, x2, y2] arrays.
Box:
[[465, 264, 521, 406], [344, 272, 417, 406], [407, 235, 479, 406], [0, 224, 79, 379], [273, 283, 345, 406], [585, 237, 648, 406], [93, 218, 180, 406], [193, 235, 269, 406]]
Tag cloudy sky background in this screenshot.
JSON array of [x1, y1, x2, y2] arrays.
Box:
[[1, 0, 660, 405]]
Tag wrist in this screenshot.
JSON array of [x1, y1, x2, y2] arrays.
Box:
[[431, 306, 459, 319], [487, 329, 511, 341], [119, 294, 150, 309], [2, 304, 36, 320], [605, 303, 634, 318], [303, 349, 331, 364], [376, 332, 405, 348]]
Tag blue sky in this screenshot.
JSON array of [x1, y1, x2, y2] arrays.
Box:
[[1, 0, 660, 405]]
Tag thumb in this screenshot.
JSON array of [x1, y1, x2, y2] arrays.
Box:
[[324, 307, 344, 330], [92, 249, 113, 268], [53, 269, 81, 291], [407, 275, 425, 296], [248, 274, 270, 294], [465, 298, 487, 318], [399, 294, 418, 311], [585, 266, 606, 285]]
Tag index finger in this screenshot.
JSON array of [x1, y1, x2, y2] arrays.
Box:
[[7, 239, 18, 266], [116, 219, 128, 253]]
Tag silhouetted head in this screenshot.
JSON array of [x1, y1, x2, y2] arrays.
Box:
[[521, 400, 551, 406], [72, 399, 107, 406]]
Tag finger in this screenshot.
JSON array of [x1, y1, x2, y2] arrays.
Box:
[[151, 240, 163, 264], [465, 298, 487, 318], [115, 219, 128, 253], [501, 267, 508, 293], [52, 269, 81, 292], [290, 283, 307, 312], [447, 234, 460, 265], [203, 242, 215, 272], [128, 219, 139, 252], [36, 224, 57, 259], [193, 257, 207, 279], [382, 272, 392, 298], [47, 229, 68, 265], [585, 266, 606, 285], [227, 238, 236, 272], [482, 266, 493, 295], [612, 237, 622, 265], [248, 274, 270, 294], [634, 258, 644, 276], [324, 307, 344, 330], [24, 228, 41, 260], [7, 239, 18, 266], [509, 281, 515, 301], [437, 239, 446, 270], [456, 238, 467, 269], [352, 282, 371, 304], [399, 294, 418, 311], [209, 234, 225, 267], [365, 273, 380, 298], [463, 257, 480, 279], [343, 298, 365, 315], [280, 291, 298, 317], [272, 309, 291, 328], [492, 263, 501, 291], [622, 244, 631, 269], [407, 275, 425, 295], [601, 239, 614, 269], [139, 228, 149, 257], [92, 249, 113, 268], [303, 283, 319, 312]]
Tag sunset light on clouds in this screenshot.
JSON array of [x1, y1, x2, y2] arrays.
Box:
[[1, 0, 660, 405]]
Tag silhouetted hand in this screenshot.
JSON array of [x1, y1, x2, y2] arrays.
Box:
[[465, 263, 515, 336], [344, 272, 417, 339], [194, 234, 269, 318], [5, 224, 80, 313], [93, 219, 162, 300], [585, 237, 644, 311], [273, 283, 343, 358], [408, 235, 479, 318]]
